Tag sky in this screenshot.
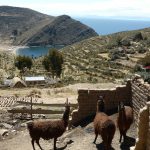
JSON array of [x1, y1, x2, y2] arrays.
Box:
[[0, 0, 150, 19]]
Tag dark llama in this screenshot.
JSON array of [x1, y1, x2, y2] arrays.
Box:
[[93, 96, 116, 150], [117, 101, 133, 142], [27, 98, 70, 150]]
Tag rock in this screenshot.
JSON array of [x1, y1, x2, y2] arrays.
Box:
[[10, 130, 17, 136], [0, 123, 12, 129], [131, 32, 143, 41], [0, 134, 3, 140], [20, 123, 27, 127], [120, 38, 131, 46], [64, 138, 74, 145], [0, 129, 8, 136]]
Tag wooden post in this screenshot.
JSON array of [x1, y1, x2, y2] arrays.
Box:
[[30, 97, 33, 120]]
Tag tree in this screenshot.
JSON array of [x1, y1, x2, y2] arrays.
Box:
[[15, 55, 33, 74], [42, 48, 63, 78]]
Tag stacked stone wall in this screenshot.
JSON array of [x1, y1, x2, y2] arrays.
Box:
[[131, 102, 150, 150], [132, 77, 150, 125]]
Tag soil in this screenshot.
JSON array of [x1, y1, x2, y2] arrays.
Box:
[[0, 83, 137, 150]]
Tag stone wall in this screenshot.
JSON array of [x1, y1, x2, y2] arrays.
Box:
[[71, 81, 132, 125], [131, 102, 150, 150], [132, 76, 150, 125], [71, 75, 150, 126]]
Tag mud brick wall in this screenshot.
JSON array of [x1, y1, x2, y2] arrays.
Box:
[[71, 80, 132, 125], [131, 77, 150, 125]]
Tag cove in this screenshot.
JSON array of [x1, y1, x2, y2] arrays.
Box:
[[15, 45, 64, 58]]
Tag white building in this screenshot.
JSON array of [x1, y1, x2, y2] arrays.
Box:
[[25, 76, 46, 86]]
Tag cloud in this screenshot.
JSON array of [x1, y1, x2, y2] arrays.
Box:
[[0, 0, 150, 18]]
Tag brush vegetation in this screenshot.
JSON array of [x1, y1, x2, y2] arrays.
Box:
[[1, 28, 150, 85]]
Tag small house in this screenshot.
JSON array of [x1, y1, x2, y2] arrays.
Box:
[[25, 76, 46, 86], [10, 77, 27, 88]]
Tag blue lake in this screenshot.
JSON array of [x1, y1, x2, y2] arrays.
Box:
[[77, 18, 150, 35], [15, 46, 63, 58]]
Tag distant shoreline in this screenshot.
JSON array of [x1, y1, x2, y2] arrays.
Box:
[[0, 44, 28, 54]]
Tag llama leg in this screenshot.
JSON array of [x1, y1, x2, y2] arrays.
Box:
[[93, 134, 98, 143], [31, 139, 35, 150], [107, 134, 114, 150], [36, 139, 43, 150], [123, 133, 127, 142], [54, 138, 57, 150], [119, 134, 122, 143]]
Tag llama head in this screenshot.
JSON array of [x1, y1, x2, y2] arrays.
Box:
[[118, 101, 125, 112], [63, 98, 71, 119], [65, 98, 70, 111], [97, 96, 105, 112]]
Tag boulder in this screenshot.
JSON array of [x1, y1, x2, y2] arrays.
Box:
[[0, 123, 12, 129], [0, 129, 8, 136]]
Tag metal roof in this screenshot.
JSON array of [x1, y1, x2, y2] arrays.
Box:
[[25, 76, 45, 81]]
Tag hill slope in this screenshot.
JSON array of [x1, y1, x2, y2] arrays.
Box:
[[14, 15, 98, 46], [0, 6, 98, 46], [1, 25, 150, 84], [61, 29, 150, 83]]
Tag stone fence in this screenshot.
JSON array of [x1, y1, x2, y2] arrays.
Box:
[[132, 76, 150, 125], [131, 102, 150, 150], [71, 80, 132, 125]]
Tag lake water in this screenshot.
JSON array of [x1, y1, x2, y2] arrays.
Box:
[[16, 18, 150, 57], [77, 18, 150, 35], [16, 45, 62, 58]]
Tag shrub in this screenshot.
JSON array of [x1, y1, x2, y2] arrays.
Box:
[[42, 48, 64, 78], [139, 52, 150, 66], [14, 55, 32, 73]]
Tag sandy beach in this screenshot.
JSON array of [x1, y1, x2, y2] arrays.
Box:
[[0, 44, 27, 54]]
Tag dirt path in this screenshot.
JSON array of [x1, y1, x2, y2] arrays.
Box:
[[0, 115, 136, 150]]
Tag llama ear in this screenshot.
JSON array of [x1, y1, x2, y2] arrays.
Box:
[[118, 101, 121, 110], [66, 98, 68, 105]]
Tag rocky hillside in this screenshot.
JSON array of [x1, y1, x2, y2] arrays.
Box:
[[0, 6, 98, 46]]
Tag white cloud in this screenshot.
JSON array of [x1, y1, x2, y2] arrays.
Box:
[[1, 0, 150, 19]]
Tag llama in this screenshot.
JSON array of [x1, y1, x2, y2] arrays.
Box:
[[93, 96, 116, 150], [27, 99, 70, 150], [117, 101, 133, 143]]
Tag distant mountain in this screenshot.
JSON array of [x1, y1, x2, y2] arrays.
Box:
[[0, 6, 98, 46]]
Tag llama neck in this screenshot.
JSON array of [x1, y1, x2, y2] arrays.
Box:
[[119, 109, 126, 123], [97, 104, 104, 113], [62, 108, 70, 128]]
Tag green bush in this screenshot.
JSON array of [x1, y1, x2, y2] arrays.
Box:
[[15, 55, 32, 72]]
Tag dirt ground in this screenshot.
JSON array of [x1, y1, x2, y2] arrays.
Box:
[[0, 114, 137, 150], [0, 83, 137, 150], [0, 83, 118, 104]]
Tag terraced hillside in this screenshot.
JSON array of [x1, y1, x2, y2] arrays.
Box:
[[1, 28, 150, 85], [61, 30, 150, 83]]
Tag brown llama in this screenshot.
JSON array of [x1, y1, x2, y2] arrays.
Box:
[[93, 96, 116, 150], [117, 101, 133, 143], [27, 98, 70, 150]]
